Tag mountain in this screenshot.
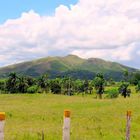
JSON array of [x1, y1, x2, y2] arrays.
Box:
[[0, 55, 138, 81]]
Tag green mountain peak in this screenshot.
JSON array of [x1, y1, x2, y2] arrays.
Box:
[[0, 55, 138, 80]]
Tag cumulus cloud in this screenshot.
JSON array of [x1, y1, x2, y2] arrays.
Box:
[[0, 0, 140, 68]]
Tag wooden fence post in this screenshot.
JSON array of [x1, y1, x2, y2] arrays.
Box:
[[0, 112, 5, 140], [63, 110, 71, 140], [126, 111, 131, 140]]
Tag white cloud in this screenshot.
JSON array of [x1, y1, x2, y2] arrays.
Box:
[[72, 44, 138, 61], [0, 0, 140, 68]]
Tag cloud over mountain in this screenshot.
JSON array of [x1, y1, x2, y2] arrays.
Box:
[[0, 0, 140, 68]]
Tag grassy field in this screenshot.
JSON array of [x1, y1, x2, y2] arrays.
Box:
[[0, 92, 140, 140]]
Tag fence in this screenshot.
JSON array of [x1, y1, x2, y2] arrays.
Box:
[[0, 110, 132, 140], [0, 112, 5, 140]]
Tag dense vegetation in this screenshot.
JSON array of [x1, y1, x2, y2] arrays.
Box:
[[0, 70, 140, 99]]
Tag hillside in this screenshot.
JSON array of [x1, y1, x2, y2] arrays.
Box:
[[0, 55, 138, 80]]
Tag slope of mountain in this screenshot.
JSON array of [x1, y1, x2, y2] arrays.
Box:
[[0, 55, 138, 80]]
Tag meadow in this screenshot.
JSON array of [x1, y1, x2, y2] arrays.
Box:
[[0, 90, 140, 140]]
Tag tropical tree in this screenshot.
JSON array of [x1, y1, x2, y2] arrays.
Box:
[[88, 80, 93, 94], [0, 79, 6, 93], [93, 73, 105, 99], [83, 80, 89, 94], [38, 74, 48, 93], [73, 79, 83, 93], [61, 77, 69, 95], [118, 82, 129, 98], [61, 77, 74, 96], [18, 76, 29, 93], [26, 76, 35, 86], [50, 78, 61, 94], [6, 72, 19, 93]]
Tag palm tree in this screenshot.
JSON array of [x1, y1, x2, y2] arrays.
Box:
[[26, 76, 35, 86], [38, 74, 48, 93], [61, 77, 73, 96], [119, 82, 129, 98], [83, 80, 89, 94], [73, 79, 83, 93], [50, 78, 61, 94], [18, 76, 29, 93], [93, 73, 105, 99], [6, 72, 19, 93]]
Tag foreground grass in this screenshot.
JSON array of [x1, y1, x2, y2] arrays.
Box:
[[0, 93, 140, 140]]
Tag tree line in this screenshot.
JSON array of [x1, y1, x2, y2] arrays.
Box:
[[0, 71, 140, 99]]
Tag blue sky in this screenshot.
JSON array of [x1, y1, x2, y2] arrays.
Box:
[[0, 0, 78, 23], [0, 0, 140, 68]]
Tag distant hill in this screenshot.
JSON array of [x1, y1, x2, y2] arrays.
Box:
[[0, 55, 138, 81]]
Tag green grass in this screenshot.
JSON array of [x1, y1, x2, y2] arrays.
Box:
[[0, 93, 140, 140]]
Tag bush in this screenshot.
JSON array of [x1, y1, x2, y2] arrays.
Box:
[[105, 88, 119, 99], [27, 85, 38, 93]]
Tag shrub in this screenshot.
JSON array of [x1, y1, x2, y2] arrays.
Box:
[[27, 85, 38, 93], [105, 88, 119, 99]]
